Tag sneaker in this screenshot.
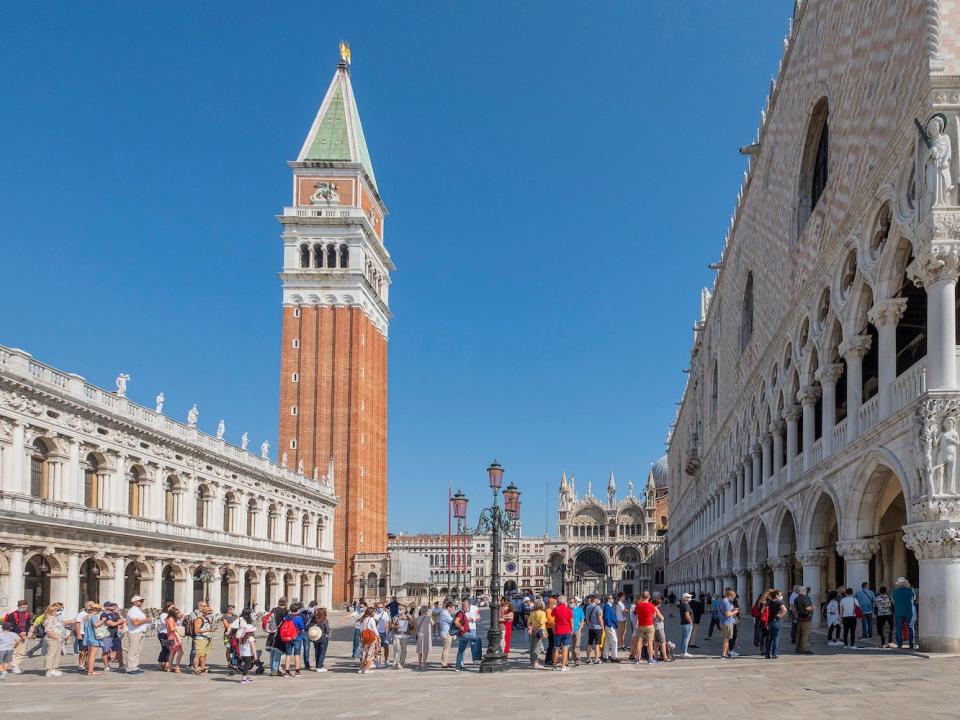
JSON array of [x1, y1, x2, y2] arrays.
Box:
[[0, 671, 7, 680], [681, 653, 693, 659], [648, 659, 658, 665], [294, 670, 302, 676], [560, 666, 569, 672], [729, 651, 740, 657], [358, 669, 364, 674], [45, 670, 57, 677], [126, 668, 144, 675], [453, 667, 461, 672], [11, 668, 22, 675], [241, 677, 253, 684], [52, 670, 63, 677], [315, 667, 327, 673]]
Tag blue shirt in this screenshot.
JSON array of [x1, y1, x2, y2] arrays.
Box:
[[891, 587, 916, 617], [854, 589, 875, 613], [439, 609, 453, 636], [572, 606, 585, 632], [602, 603, 618, 628], [719, 599, 736, 625]]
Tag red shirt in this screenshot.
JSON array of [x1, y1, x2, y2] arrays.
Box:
[[634, 601, 655, 627], [552, 603, 573, 634]]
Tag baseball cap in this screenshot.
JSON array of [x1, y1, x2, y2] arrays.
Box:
[[682, 592, 692, 599], [130, 595, 144, 603]]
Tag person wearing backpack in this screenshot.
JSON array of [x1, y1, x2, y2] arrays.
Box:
[[266, 598, 288, 675], [191, 601, 214, 676], [279, 602, 306, 676], [5, 600, 32, 674], [763, 590, 787, 659], [453, 598, 481, 672]]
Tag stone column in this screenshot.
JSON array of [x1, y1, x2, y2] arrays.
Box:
[[735, 568, 748, 604], [796, 551, 829, 628], [207, 572, 222, 612], [761, 434, 772, 486], [771, 420, 785, 480], [65, 553, 81, 614], [255, 568, 267, 612], [150, 560, 164, 608], [769, 558, 792, 595], [784, 406, 800, 481], [840, 335, 871, 441], [713, 575, 723, 596], [750, 564, 767, 599], [733, 468, 741, 506], [751, 445, 762, 489], [904, 522, 960, 651], [816, 364, 844, 455], [798, 387, 820, 472], [912, 245, 960, 390], [868, 298, 907, 417], [743, 457, 753, 496], [5, 547, 24, 605], [113, 555, 127, 605], [837, 540, 878, 591], [67, 438, 82, 505]]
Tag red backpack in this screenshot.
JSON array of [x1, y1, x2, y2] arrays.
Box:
[[278, 617, 298, 643], [760, 604, 771, 628]]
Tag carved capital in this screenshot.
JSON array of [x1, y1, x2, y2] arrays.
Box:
[[770, 419, 786, 434], [767, 558, 793, 571], [815, 363, 845, 386], [735, 567, 749, 577], [839, 334, 872, 361], [747, 562, 766, 574], [908, 230, 960, 287], [837, 540, 879, 562], [902, 521, 960, 560], [795, 550, 831, 567], [867, 298, 908, 327], [762, 433, 772, 446], [797, 386, 821, 407], [912, 495, 960, 522], [783, 404, 802, 422], [751, 444, 762, 458]]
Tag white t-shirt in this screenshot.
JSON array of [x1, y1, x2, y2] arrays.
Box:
[[237, 621, 255, 657], [616, 601, 626, 622], [126, 606, 150, 635], [468, 605, 480, 623], [839, 596, 860, 618], [74, 610, 88, 632], [826, 599, 840, 624], [361, 617, 378, 635], [374, 610, 389, 633], [395, 618, 409, 638]]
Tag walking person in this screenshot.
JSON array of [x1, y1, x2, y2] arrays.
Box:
[[689, 594, 704, 648], [42, 603, 65, 677], [706, 593, 722, 640], [358, 607, 379, 674], [191, 601, 215, 676], [839, 588, 860, 649], [439, 602, 455, 668], [453, 599, 481, 672], [414, 606, 432, 669], [165, 607, 185, 673], [855, 582, 876, 641], [793, 587, 814, 654], [892, 577, 917, 650], [392, 608, 410, 669], [825, 591, 841, 645], [310, 607, 330, 672], [499, 597, 514, 655], [763, 590, 787, 659], [527, 599, 547, 668], [678, 593, 694, 658], [875, 586, 894, 648], [124, 595, 150, 674], [5, 600, 32, 674], [602, 595, 619, 662], [788, 585, 801, 646]]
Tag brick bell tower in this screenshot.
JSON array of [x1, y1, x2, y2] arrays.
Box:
[[277, 44, 392, 604]]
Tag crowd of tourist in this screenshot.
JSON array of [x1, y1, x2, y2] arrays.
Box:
[[0, 576, 919, 681]]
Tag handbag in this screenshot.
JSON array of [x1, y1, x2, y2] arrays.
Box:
[[94, 622, 110, 640], [854, 606, 864, 619]]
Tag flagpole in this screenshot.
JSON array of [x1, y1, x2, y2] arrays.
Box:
[[447, 481, 452, 596]]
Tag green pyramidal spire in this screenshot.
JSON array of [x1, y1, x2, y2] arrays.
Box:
[[297, 58, 378, 192]]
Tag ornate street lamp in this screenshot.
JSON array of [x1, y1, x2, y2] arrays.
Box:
[[451, 490, 468, 597], [559, 547, 568, 596], [464, 460, 520, 673]]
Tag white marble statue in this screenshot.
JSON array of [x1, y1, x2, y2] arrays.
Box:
[[187, 404, 199, 428], [297, 458, 305, 475], [628, 480, 634, 496], [281, 452, 288, 467], [155, 392, 165, 413], [216, 419, 225, 441], [923, 114, 954, 213], [115, 373, 130, 398], [313, 467, 319, 482], [260, 440, 269, 459], [241, 432, 249, 451], [934, 416, 960, 496]]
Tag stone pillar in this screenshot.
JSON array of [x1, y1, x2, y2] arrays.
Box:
[[784, 406, 800, 481], [207, 572, 222, 611], [751, 445, 762, 489], [67, 438, 82, 505], [5, 547, 24, 605], [920, 254, 960, 390], [713, 575, 723, 596], [743, 457, 753, 496], [65, 553, 81, 614], [8, 422, 26, 494], [868, 298, 907, 416], [798, 387, 820, 472], [255, 568, 267, 612], [816, 364, 844, 455], [735, 568, 748, 603], [150, 560, 164, 608], [771, 420, 785, 479], [733, 468, 741, 506], [750, 564, 767, 599], [796, 551, 829, 628], [769, 558, 792, 595], [113, 555, 127, 605], [840, 335, 871, 441], [904, 522, 960, 651], [837, 540, 878, 591], [761, 434, 772, 486]]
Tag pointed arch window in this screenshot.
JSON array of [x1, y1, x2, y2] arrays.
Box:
[[740, 272, 754, 352], [797, 98, 830, 239], [339, 244, 349, 268], [299, 245, 310, 269], [326, 245, 337, 267]]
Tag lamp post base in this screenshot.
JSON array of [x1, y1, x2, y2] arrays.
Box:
[[478, 651, 510, 673]]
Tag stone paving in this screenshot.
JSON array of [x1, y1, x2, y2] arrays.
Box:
[[6, 611, 960, 719]]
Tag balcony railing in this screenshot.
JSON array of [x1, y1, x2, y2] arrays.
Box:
[[859, 395, 880, 434]]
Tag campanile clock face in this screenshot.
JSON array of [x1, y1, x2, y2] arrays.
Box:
[[505, 561, 518, 573]]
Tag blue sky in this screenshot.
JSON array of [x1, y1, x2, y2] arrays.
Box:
[[0, 1, 789, 536]]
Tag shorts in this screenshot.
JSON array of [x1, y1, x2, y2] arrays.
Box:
[[100, 636, 120, 652], [587, 629, 602, 645], [282, 641, 296, 656], [193, 637, 211, 656], [0, 650, 12, 664], [555, 633, 572, 647], [721, 623, 734, 640], [635, 625, 655, 644], [379, 632, 389, 648]]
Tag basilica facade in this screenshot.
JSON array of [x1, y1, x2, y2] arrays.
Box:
[[552, 468, 667, 599], [667, 0, 960, 651], [0, 346, 337, 614]]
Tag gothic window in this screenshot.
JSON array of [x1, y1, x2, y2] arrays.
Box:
[[740, 272, 754, 352], [83, 454, 99, 509], [339, 244, 349, 268], [299, 245, 310, 269], [326, 245, 337, 268], [313, 243, 323, 268], [710, 360, 719, 419], [797, 98, 830, 238], [29, 438, 49, 499]]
